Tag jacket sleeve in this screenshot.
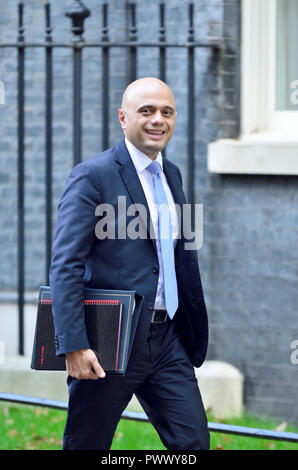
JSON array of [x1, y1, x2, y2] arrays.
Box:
[[49, 162, 102, 356]]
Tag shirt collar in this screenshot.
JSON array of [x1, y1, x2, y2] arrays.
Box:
[[125, 137, 163, 173]]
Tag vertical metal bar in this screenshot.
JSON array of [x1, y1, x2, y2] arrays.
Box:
[[102, 3, 109, 150], [127, 3, 137, 84], [73, 46, 82, 166], [45, 2, 52, 283], [159, 2, 167, 157], [17, 2, 25, 356], [187, 3, 195, 207], [159, 2, 166, 82], [65, 1, 90, 167]]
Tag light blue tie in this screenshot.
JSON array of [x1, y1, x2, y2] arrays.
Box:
[[147, 160, 178, 320]]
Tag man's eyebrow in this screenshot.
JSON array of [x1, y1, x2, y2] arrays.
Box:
[[163, 105, 175, 112], [137, 104, 175, 112]]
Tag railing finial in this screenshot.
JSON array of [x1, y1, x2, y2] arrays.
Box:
[[65, 0, 91, 42], [17, 2, 25, 42]]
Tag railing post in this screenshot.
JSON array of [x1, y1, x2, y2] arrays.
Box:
[[159, 2, 166, 157], [102, 3, 109, 151], [127, 3, 137, 84], [65, 1, 91, 166], [188, 3, 195, 211], [17, 1, 25, 356], [159, 2, 166, 83], [45, 2, 53, 283]]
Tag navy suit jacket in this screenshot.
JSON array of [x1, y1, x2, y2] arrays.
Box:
[[49, 138, 208, 368]]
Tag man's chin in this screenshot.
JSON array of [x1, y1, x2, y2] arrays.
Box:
[[130, 138, 168, 158], [143, 139, 167, 155]]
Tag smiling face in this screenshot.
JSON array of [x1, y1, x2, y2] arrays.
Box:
[[118, 78, 177, 160]]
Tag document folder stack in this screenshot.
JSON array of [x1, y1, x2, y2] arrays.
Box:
[[30, 286, 143, 375]]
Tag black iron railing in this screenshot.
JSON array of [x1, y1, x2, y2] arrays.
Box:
[[1, 392, 298, 444], [0, 1, 220, 356]]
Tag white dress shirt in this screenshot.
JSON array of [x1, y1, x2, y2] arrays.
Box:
[[125, 137, 179, 310]]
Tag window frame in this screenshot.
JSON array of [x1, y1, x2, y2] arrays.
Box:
[[207, 0, 298, 175], [242, 0, 298, 137]]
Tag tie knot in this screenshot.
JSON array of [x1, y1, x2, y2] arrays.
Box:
[[147, 160, 161, 176]]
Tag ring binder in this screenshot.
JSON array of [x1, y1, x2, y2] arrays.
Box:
[[31, 286, 143, 374]]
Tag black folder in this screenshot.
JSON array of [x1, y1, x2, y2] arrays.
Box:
[[30, 286, 143, 375]]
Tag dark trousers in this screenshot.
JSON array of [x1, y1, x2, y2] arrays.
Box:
[[63, 317, 210, 450]]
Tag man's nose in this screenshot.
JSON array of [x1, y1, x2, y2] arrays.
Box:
[[151, 110, 164, 124]]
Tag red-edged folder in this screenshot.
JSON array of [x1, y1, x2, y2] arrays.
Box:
[[30, 286, 143, 375]]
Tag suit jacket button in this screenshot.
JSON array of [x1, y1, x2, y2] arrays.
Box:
[[152, 265, 159, 274], [147, 303, 154, 310]]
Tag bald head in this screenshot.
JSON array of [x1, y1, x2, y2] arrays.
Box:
[[121, 77, 176, 109], [118, 77, 177, 160]]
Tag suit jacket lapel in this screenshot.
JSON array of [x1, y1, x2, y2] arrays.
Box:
[[162, 157, 186, 256], [162, 158, 185, 208], [115, 139, 158, 254]]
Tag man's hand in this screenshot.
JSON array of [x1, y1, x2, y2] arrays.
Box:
[[66, 348, 106, 380]]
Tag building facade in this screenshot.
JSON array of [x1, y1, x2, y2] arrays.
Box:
[[0, 0, 297, 423]]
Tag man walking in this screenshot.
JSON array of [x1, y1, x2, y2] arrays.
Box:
[[49, 77, 209, 450]]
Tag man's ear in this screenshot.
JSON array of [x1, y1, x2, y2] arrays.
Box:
[[117, 108, 126, 130]]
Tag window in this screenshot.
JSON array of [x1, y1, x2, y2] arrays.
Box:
[[208, 0, 298, 175], [275, 0, 298, 111], [242, 0, 298, 136], [270, 0, 298, 132]]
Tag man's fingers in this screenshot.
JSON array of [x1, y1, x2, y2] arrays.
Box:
[[66, 365, 100, 381], [65, 348, 106, 380], [86, 369, 101, 380], [90, 354, 106, 378]]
